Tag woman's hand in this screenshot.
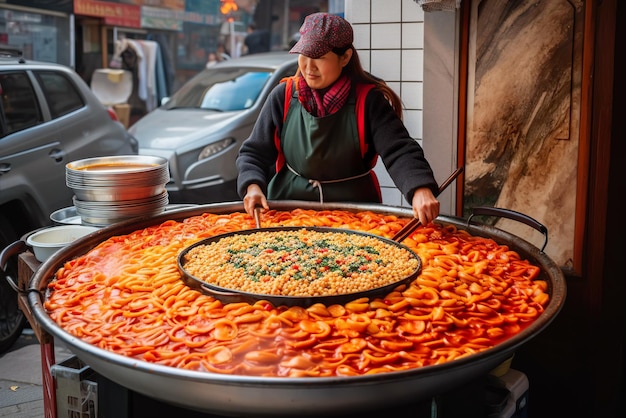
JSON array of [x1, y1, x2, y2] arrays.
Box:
[[243, 184, 270, 217], [411, 187, 440, 225]]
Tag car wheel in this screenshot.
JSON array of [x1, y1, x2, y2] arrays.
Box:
[[0, 212, 27, 353]]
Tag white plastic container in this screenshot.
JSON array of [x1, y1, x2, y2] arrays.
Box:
[[26, 225, 100, 262], [90, 69, 132, 106]]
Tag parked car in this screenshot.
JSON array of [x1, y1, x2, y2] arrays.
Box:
[[0, 51, 138, 353], [129, 51, 299, 204]]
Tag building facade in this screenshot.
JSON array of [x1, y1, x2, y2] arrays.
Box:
[[0, 0, 326, 123]]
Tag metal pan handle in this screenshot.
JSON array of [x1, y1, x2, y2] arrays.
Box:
[[467, 206, 548, 252], [1, 240, 28, 292]]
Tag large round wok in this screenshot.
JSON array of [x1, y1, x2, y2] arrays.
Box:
[[28, 201, 566, 417], [178, 226, 423, 307]]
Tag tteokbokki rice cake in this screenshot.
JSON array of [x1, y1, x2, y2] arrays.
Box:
[[45, 209, 549, 378]]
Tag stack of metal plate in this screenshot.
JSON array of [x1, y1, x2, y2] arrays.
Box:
[[66, 155, 169, 226]]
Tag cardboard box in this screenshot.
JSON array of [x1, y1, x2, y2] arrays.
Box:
[[113, 103, 131, 128]]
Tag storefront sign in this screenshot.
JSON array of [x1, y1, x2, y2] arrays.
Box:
[[6, 0, 73, 14], [114, 0, 184, 10], [141, 5, 182, 31], [74, 0, 141, 28], [185, 0, 220, 24]]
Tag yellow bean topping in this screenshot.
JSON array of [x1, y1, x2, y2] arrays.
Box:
[[182, 229, 419, 297]]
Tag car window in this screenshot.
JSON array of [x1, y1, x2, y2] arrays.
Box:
[[34, 71, 85, 119], [166, 68, 273, 112], [0, 71, 43, 136], [201, 72, 271, 111]]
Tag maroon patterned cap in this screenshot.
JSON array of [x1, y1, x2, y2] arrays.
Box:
[[289, 13, 353, 59]]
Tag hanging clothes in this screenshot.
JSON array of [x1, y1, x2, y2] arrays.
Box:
[[113, 38, 161, 112], [147, 33, 174, 101], [136, 40, 158, 112]]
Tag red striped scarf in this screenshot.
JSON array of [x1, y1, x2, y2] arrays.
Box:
[[297, 75, 351, 117]]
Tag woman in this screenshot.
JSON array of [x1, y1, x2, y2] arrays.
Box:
[[236, 12, 440, 225], [205, 51, 220, 68]]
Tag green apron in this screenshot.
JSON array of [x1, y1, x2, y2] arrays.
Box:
[[267, 88, 381, 203]]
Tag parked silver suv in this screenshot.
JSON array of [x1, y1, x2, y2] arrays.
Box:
[[0, 50, 138, 352], [129, 51, 299, 203]]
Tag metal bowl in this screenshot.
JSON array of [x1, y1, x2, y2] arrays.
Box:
[[66, 154, 168, 177], [71, 184, 166, 202], [73, 190, 169, 226], [28, 201, 567, 416], [50, 206, 82, 225], [66, 155, 169, 202], [51, 204, 199, 226]]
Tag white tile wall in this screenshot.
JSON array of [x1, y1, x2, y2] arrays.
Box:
[[345, 0, 425, 208], [345, 0, 370, 23], [351, 24, 370, 49], [380, 184, 405, 206], [402, 0, 424, 21], [402, 22, 424, 49], [371, 0, 401, 22], [401, 81, 423, 109], [370, 49, 401, 81], [371, 24, 401, 49], [402, 49, 423, 81], [387, 81, 401, 99], [403, 109, 423, 139]]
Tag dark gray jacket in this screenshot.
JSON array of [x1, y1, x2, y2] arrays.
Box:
[[236, 82, 438, 203]]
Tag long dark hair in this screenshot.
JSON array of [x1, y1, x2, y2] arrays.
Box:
[[340, 46, 404, 120]]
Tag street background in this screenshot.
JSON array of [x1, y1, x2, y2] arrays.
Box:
[[0, 328, 72, 418]]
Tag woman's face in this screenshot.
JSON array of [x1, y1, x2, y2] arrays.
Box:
[[298, 49, 353, 89]]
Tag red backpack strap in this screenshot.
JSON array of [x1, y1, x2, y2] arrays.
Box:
[[274, 77, 295, 173], [355, 83, 375, 159], [355, 83, 381, 201], [281, 76, 294, 122]]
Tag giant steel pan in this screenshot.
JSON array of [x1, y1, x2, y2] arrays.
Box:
[[27, 201, 567, 417]]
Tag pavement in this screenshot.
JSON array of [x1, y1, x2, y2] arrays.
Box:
[[0, 328, 73, 418]]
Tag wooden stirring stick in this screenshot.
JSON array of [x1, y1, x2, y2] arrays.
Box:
[[391, 166, 464, 242]]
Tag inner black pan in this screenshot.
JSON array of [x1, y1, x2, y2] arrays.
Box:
[[177, 226, 422, 307]]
